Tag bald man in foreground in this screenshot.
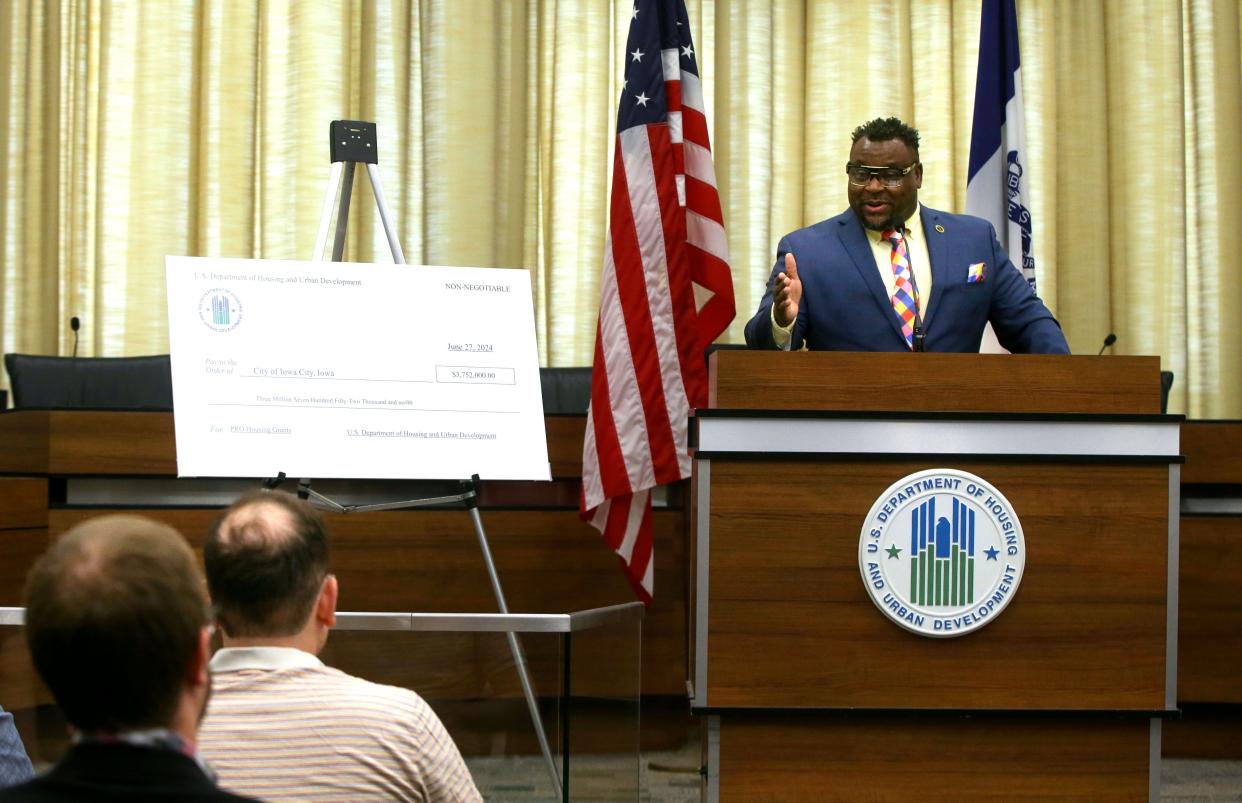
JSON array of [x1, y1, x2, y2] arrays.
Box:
[[198, 490, 480, 802]]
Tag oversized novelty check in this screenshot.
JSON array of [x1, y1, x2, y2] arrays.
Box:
[[165, 256, 550, 481]]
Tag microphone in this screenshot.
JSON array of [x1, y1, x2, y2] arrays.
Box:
[[70, 316, 80, 357], [891, 216, 925, 352], [1097, 333, 1116, 356]]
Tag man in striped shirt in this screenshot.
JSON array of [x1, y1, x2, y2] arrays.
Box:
[[197, 491, 480, 802]]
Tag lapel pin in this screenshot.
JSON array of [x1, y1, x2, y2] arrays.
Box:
[[935, 224, 945, 233]]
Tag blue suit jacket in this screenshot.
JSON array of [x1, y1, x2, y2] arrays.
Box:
[[744, 207, 1070, 354]]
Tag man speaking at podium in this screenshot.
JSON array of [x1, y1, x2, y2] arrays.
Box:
[[744, 117, 1069, 354]]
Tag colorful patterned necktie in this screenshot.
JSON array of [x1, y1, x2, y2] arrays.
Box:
[[884, 227, 919, 349]]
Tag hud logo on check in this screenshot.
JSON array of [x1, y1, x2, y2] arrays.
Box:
[[199, 288, 243, 333], [858, 468, 1025, 638]]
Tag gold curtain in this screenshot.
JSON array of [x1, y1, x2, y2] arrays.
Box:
[[0, 0, 1238, 415]]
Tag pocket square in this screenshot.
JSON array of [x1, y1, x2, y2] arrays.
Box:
[[966, 262, 986, 283]]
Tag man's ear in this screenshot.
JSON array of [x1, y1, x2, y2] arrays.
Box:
[[188, 625, 212, 689], [316, 574, 338, 628]]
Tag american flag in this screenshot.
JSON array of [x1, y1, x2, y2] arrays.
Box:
[[580, 0, 734, 603]]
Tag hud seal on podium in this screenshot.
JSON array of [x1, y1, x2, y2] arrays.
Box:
[[858, 468, 1025, 638]]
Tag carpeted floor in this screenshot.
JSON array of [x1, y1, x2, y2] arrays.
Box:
[[466, 746, 1242, 801], [466, 745, 700, 802], [1162, 758, 1242, 802]]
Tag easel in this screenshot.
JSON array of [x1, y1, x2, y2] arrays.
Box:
[[288, 120, 561, 798]]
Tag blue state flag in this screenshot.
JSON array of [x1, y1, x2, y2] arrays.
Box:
[[965, 0, 1035, 292]]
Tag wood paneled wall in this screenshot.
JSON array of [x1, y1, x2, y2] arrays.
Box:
[[0, 411, 688, 699]]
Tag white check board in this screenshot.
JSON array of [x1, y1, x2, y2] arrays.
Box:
[[165, 256, 551, 481]]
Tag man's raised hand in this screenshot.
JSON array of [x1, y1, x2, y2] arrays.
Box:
[[773, 252, 803, 328]]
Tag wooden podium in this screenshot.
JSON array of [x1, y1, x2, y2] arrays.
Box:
[[690, 352, 1180, 802]]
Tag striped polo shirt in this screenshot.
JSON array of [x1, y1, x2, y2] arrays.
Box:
[[199, 647, 480, 802]]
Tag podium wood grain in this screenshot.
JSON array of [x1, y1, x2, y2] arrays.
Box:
[[1176, 418, 1242, 752], [705, 460, 1169, 710], [717, 715, 1150, 802], [697, 353, 1172, 799], [709, 351, 1161, 413], [1178, 515, 1242, 703], [1181, 420, 1242, 484]]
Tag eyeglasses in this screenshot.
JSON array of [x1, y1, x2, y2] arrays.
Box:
[[846, 162, 918, 188]]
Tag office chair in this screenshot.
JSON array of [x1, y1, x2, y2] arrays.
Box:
[[4, 354, 174, 410], [538, 367, 592, 415]]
